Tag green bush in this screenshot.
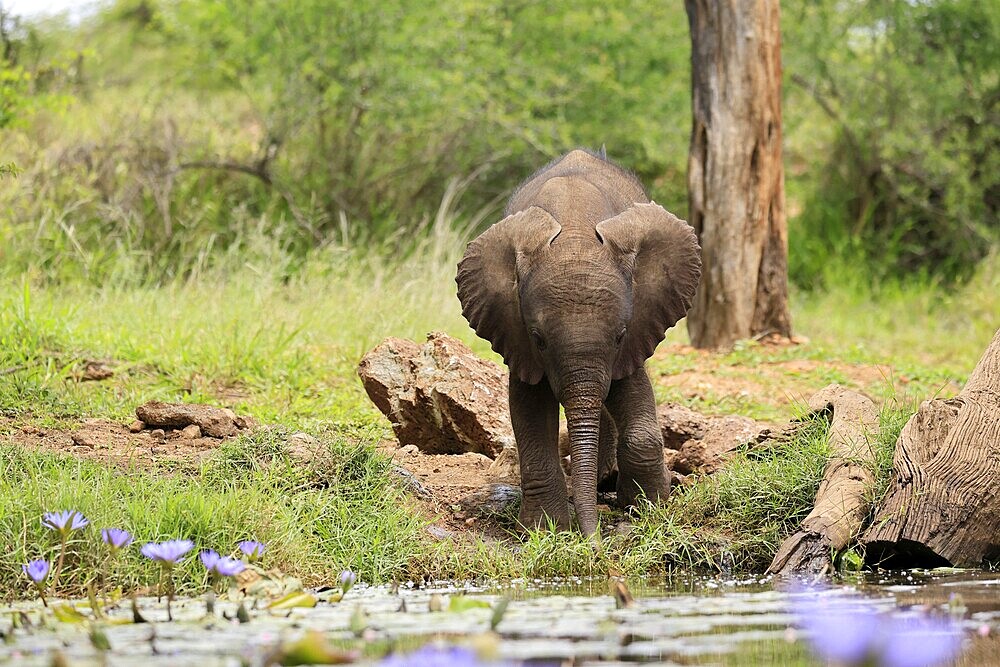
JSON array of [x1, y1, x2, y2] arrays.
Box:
[[0, 0, 995, 285]]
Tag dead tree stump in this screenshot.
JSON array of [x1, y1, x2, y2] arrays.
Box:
[[767, 385, 880, 574], [862, 328, 1000, 568]]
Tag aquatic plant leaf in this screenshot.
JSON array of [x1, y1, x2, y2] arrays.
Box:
[[268, 591, 317, 610], [490, 595, 510, 630], [52, 604, 88, 624], [89, 626, 112, 651], [448, 596, 491, 612], [278, 630, 355, 665]]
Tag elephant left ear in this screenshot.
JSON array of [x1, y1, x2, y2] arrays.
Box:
[[595, 202, 702, 379]]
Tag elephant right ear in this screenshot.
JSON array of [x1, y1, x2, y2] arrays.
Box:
[[456, 207, 561, 384]]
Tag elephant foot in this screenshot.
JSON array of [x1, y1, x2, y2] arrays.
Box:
[[518, 498, 572, 532], [616, 470, 670, 510]]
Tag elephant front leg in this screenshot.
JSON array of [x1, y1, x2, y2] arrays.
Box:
[[605, 366, 669, 508], [509, 376, 570, 531]]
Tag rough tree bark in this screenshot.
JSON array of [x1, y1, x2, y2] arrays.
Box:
[[862, 328, 1000, 568], [767, 385, 880, 575], [684, 0, 792, 349]]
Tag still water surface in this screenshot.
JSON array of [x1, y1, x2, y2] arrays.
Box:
[[1, 570, 998, 666]]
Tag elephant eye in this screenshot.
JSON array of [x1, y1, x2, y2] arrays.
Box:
[[616, 327, 627, 347], [530, 329, 547, 351]]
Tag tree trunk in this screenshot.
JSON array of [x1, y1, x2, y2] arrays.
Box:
[[862, 328, 1000, 568], [684, 0, 792, 350], [767, 385, 880, 575]]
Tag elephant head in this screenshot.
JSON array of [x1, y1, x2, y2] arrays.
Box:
[[456, 195, 701, 535]]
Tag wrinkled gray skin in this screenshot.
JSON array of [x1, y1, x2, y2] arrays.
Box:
[[456, 150, 702, 536]]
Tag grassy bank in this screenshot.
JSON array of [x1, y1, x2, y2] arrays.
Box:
[[1, 229, 996, 599]]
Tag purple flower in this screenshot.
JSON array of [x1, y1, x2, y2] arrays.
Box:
[[340, 569, 357, 593], [101, 528, 133, 552], [200, 549, 221, 571], [237, 540, 265, 562], [22, 559, 50, 585], [379, 645, 486, 666], [793, 592, 882, 663], [200, 550, 245, 578], [792, 590, 964, 667], [214, 557, 246, 577], [41, 510, 89, 535], [881, 614, 964, 667], [141, 539, 195, 566]]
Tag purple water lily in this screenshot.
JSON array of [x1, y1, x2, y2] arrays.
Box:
[[141, 539, 195, 566], [237, 540, 265, 562], [43, 509, 89, 595], [214, 557, 246, 577], [142, 539, 194, 621], [379, 645, 490, 666], [340, 570, 357, 594], [42, 510, 89, 535], [22, 559, 50, 607], [200, 549, 221, 571], [792, 590, 964, 667], [101, 528, 133, 552], [22, 559, 50, 584], [200, 550, 245, 578]]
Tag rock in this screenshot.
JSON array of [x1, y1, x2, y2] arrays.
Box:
[[134, 401, 250, 438], [357, 332, 514, 457], [658, 403, 708, 449], [286, 432, 324, 462], [658, 403, 766, 475], [180, 424, 202, 439], [392, 465, 432, 499], [149, 429, 166, 440], [71, 432, 98, 448], [77, 360, 115, 382], [488, 445, 520, 484], [128, 420, 145, 433], [426, 525, 454, 540], [457, 483, 522, 520]]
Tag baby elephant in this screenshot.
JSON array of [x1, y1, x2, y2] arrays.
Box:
[[456, 149, 702, 536]]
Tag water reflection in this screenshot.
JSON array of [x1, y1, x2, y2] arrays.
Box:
[[0, 569, 996, 666]]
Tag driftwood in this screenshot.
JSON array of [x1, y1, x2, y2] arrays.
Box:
[[862, 328, 1000, 568], [767, 385, 880, 574]]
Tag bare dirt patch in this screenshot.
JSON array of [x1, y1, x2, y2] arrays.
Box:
[[3, 417, 227, 469]]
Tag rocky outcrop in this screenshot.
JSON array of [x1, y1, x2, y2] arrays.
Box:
[[358, 332, 513, 457], [658, 403, 767, 475]]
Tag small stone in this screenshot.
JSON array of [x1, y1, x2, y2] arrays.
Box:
[[614, 522, 635, 538], [488, 445, 520, 483], [149, 429, 166, 440], [181, 424, 202, 439], [71, 432, 97, 448], [129, 420, 145, 433], [426, 525, 454, 540], [135, 401, 241, 438], [458, 483, 522, 521], [398, 444, 419, 456], [392, 466, 432, 499]]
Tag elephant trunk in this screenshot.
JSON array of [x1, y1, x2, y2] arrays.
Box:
[[563, 381, 606, 537]]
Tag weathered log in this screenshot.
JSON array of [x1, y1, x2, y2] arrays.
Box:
[[767, 385, 880, 574], [862, 328, 1000, 568]]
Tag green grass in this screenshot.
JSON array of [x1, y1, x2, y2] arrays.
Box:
[[0, 427, 425, 600], [0, 223, 996, 600]]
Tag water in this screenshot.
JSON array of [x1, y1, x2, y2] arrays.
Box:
[[1, 570, 998, 666]]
